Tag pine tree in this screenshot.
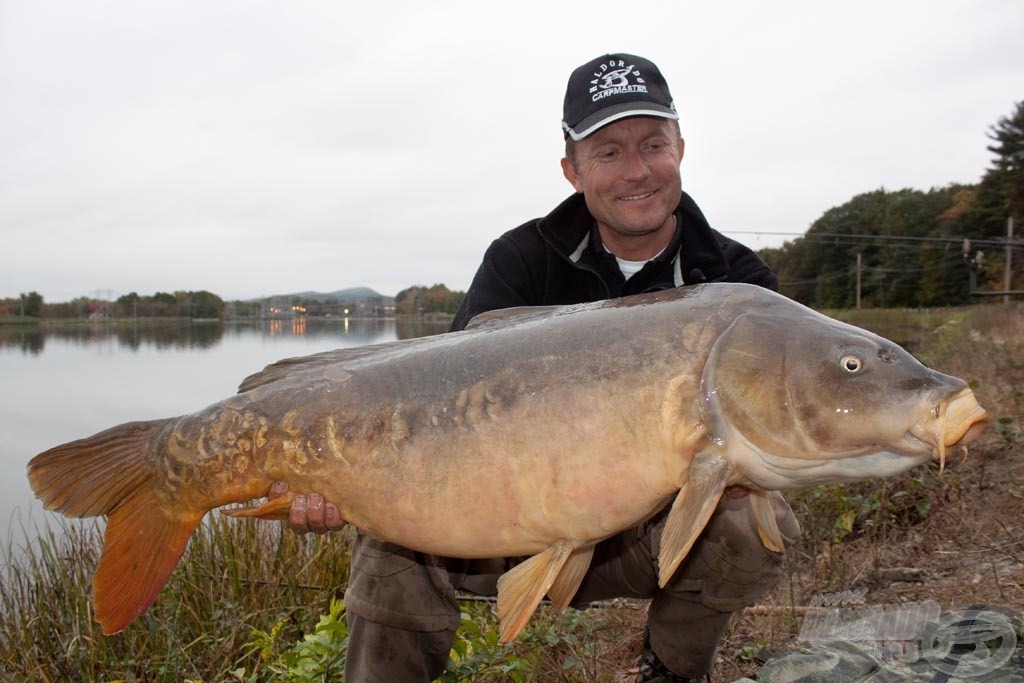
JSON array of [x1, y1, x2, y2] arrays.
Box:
[[986, 100, 1024, 219]]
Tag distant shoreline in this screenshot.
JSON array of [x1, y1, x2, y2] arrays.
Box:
[[0, 312, 456, 327]]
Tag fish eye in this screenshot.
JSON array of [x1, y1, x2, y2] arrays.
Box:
[[840, 354, 864, 373]]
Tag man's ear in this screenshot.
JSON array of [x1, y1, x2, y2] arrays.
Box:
[[678, 137, 685, 161], [561, 157, 584, 193]]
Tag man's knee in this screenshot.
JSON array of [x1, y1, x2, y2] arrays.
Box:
[[666, 491, 799, 611], [345, 533, 460, 633]]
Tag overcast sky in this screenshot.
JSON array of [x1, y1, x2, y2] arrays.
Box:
[[1, 1, 1021, 302]]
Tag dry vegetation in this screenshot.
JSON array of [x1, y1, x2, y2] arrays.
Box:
[[2, 303, 1021, 681], [716, 303, 1024, 681], [528, 303, 1024, 682]]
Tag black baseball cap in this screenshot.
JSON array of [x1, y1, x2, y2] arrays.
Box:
[[562, 53, 678, 141]]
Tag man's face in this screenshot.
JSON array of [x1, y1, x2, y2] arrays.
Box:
[[561, 117, 684, 256]]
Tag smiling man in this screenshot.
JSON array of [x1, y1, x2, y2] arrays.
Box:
[[446, 54, 781, 329], [288, 53, 799, 683], [561, 115, 684, 260]]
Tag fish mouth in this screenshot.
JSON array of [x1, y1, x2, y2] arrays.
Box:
[[909, 388, 990, 473]]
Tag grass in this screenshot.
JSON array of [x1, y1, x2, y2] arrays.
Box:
[[1, 514, 635, 682], [0, 316, 39, 326], [1, 514, 353, 681], [3, 301, 1023, 681]]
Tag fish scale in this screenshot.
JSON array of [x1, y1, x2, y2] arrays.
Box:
[[26, 283, 989, 643]]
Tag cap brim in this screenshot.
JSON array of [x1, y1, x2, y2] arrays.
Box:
[[563, 102, 678, 141]]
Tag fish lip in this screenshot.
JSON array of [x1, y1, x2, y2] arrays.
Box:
[[906, 388, 990, 463], [937, 388, 990, 448]]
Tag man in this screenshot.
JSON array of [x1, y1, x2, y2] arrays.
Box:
[[283, 53, 799, 682]]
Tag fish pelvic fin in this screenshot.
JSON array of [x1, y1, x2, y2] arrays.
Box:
[[546, 546, 595, 612], [750, 490, 785, 552], [27, 418, 204, 634], [496, 540, 575, 643], [658, 452, 730, 587]]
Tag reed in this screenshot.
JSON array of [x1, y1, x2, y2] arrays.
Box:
[[4, 303, 1021, 681], [1, 513, 352, 681]]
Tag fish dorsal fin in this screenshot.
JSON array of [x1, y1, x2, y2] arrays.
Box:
[[658, 452, 730, 587], [237, 336, 442, 393], [465, 306, 562, 331], [750, 490, 785, 552], [546, 546, 596, 611], [242, 304, 566, 392], [495, 540, 575, 642]]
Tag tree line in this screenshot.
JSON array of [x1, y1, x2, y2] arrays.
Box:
[[759, 100, 1024, 308], [0, 285, 468, 321], [0, 290, 227, 320], [394, 284, 464, 316]]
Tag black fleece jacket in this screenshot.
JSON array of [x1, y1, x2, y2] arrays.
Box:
[[450, 191, 778, 331]]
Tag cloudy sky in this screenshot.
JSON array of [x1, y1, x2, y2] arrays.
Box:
[[1, 1, 1021, 302]]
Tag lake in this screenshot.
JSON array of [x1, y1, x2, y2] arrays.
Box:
[[0, 318, 447, 550]]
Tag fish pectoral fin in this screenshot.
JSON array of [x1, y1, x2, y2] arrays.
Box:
[[496, 540, 575, 643], [222, 494, 294, 521], [658, 453, 730, 587], [546, 546, 595, 612], [750, 490, 785, 553]]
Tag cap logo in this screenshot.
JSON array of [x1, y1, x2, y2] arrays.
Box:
[[589, 59, 647, 103]]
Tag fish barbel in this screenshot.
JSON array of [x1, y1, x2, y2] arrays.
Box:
[[27, 283, 989, 641]]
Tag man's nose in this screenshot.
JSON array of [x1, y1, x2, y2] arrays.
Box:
[[620, 149, 650, 180]]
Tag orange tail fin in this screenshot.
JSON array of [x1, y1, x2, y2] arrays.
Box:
[[27, 419, 204, 634]]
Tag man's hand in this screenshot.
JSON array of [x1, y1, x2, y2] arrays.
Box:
[[266, 481, 744, 533], [268, 481, 346, 534]]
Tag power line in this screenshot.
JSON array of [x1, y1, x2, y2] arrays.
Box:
[[726, 230, 1024, 248]]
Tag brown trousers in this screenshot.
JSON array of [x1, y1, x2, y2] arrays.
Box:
[[343, 492, 799, 682]]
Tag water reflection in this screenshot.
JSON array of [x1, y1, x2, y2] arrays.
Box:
[[0, 317, 453, 356], [1, 317, 452, 549], [0, 326, 45, 354], [0, 321, 226, 354]]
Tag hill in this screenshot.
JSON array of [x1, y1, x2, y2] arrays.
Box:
[[256, 287, 394, 305]]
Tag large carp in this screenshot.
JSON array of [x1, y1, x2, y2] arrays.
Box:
[[28, 283, 988, 642]]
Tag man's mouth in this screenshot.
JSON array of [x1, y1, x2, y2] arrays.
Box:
[[619, 191, 656, 202]]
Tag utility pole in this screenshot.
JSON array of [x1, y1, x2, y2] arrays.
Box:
[[851, 253, 860, 309], [1005, 216, 1014, 304]]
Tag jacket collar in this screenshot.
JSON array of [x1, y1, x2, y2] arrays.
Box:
[[536, 191, 730, 282]]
